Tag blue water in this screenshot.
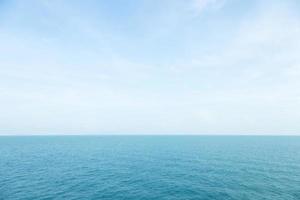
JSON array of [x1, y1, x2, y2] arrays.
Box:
[[0, 136, 300, 200]]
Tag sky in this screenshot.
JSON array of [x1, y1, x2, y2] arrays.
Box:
[[0, 0, 300, 135]]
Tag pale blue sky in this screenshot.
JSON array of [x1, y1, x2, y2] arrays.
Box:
[[1, 0, 300, 135]]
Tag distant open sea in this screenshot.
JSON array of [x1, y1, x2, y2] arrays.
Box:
[[0, 136, 300, 200]]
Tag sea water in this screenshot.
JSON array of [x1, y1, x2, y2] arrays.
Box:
[[0, 136, 300, 200]]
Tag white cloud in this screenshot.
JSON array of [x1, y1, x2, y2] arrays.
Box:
[[192, 0, 225, 14], [183, 1, 300, 88]]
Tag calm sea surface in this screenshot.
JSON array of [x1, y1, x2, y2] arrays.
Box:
[[0, 136, 300, 200]]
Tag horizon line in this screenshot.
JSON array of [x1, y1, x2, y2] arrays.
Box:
[[0, 133, 299, 136]]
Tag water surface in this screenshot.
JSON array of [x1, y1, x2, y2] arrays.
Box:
[[0, 136, 300, 200]]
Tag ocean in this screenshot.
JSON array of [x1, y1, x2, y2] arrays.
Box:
[[0, 136, 300, 200]]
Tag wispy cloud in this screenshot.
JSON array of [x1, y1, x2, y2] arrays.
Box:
[[191, 0, 226, 14]]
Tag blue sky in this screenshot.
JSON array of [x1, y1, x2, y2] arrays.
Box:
[[1, 0, 300, 135]]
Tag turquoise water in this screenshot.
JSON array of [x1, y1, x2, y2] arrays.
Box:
[[0, 136, 300, 200]]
